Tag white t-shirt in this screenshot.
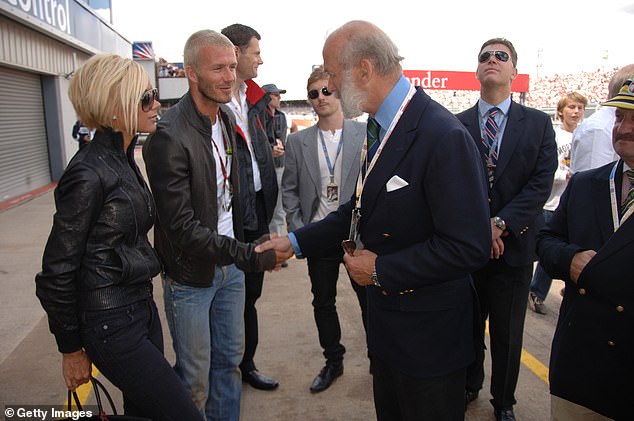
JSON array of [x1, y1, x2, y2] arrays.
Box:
[[570, 106, 618, 174], [211, 118, 234, 238], [312, 128, 344, 223], [544, 126, 573, 211]]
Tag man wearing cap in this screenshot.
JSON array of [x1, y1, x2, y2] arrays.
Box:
[[262, 83, 292, 241], [536, 78, 634, 421]]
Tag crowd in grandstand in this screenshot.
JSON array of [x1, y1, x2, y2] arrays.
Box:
[[426, 67, 618, 113]]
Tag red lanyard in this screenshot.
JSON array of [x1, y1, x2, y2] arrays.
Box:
[[210, 112, 232, 197]]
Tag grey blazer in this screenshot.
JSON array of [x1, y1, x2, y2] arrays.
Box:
[[282, 119, 365, 231]]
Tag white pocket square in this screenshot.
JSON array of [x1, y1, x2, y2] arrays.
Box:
[[386, 175, 409, 192]]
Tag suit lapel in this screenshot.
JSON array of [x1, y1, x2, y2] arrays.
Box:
[[586, 162, 634, 268], [494, 101, 523, 181], [360, 89, 426, 216], [340, 120, 363, 196], [461, 106, 489, 163], [302, 126, 322, 197]]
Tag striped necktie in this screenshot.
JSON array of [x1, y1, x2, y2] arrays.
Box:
[[482, 107, 500, 189], [623, 169, 634, 214], [367, 117, 381, 162], [484, 108, 500, 163]]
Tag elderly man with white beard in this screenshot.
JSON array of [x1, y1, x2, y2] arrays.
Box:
[[256, 20, 491, 421]]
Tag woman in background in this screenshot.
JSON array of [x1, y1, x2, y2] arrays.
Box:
[[35, 54, 203, 421]]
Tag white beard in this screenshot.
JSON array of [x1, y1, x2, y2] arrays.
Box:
[[339, 70, 367, 119]]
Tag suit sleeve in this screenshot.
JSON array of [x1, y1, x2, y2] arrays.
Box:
[[536, 175, 585, 282], [281, 133, 304, 232], [499, 115, 557, 237]]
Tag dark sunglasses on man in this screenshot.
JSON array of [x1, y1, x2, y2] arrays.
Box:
[[308, 86, 332, 100], [478, 50, 510, 63], [140, 88, 159, 112]]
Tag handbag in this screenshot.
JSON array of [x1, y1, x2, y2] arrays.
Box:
[[63, 376, 151, 421]]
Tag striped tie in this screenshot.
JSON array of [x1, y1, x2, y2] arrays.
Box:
[[484, 108, 500, 163], [367, 117, 381, 162], [482, 107, 500, 189], [624, 169, 634, 214]]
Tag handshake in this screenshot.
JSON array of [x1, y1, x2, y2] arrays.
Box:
[[254, 234, 295, 270], [255, 234, 378, 287]]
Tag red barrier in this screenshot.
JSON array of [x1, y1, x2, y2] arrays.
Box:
[[403, 70, 530, 93]]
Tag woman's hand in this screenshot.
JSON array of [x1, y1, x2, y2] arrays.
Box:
[[62, 349, 92, 391]]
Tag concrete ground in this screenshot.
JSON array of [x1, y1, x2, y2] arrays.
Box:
[[0, 148, 560, 420]]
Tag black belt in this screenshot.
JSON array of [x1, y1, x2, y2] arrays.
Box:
[[79, 283, 153, 311]]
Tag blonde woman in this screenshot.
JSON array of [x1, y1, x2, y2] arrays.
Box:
[[35, 54, 203, 421]]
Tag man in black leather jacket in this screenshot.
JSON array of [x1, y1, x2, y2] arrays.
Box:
[[143, 30, 275, 420]]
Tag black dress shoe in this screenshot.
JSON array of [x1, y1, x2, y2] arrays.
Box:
[[464, 390, 479, 410], [310, 364, 343, 393], [243, 369, 279, 390], [494, 408, 516, 421]]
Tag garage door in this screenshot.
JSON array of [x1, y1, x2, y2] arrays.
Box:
[[0, 66, 51, 202]]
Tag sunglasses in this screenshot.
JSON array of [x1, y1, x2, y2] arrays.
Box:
[[140, 88, 158, 112], [308, 86, 332, 100], [478, 50, 510, 63]]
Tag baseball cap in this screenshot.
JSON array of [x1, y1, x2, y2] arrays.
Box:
[[262, 83, 286, 94], [602, 78, 634, 110]]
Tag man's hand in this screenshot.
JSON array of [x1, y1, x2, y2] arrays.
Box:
[[255, 235, 294, 265], [343, 249, 377, 286], [490, 218, 507, 259], [62, 349, 91, 391], [570, 250, 597, 283], [272, 139, 285, 157]]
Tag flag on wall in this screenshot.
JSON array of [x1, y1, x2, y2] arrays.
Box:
[[132, 42, 154, 60]]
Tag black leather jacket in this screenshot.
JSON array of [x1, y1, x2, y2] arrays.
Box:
[[35, 129, 160, 353], [143, 92, 276, 288]]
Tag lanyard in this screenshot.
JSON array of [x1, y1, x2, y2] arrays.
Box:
[[210, 113, 232, 203], [318, 129, 343, 183], [354, 84, 416, 211], [609, 161, 634, 231]]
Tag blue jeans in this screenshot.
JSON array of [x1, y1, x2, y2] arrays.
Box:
[[530, 210, 554, 301], [80, 299, 203, 421], [163, 264, 245, 421]]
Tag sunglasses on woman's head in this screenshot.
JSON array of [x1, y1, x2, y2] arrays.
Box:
[[140, 88, 158, 112], [308, 86, 332, 100]]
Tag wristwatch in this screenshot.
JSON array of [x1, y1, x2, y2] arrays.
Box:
[[493, 216, 507, 231], [371, 268, 382, 288]]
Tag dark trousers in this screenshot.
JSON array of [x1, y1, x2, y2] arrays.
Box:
[[240, 192, 269, 373], [307, 250, 368, 365], [80, 299, 203, 421], [372, 356, 466, 421], [466, 259, 533, 410]]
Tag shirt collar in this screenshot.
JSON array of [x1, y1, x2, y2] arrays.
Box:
[[478, 96, 512, 117], [373, 75, 411, 132]]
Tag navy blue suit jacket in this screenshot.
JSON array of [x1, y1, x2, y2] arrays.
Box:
[[537, 161, 634, 420], [458, 101, 557, 266], [294, 88, 491, 378]]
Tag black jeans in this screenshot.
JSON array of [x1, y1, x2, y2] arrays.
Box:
[[240, 191, 269, 373], [80, 299, 203, 421], [307, 250, 368, 365]]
